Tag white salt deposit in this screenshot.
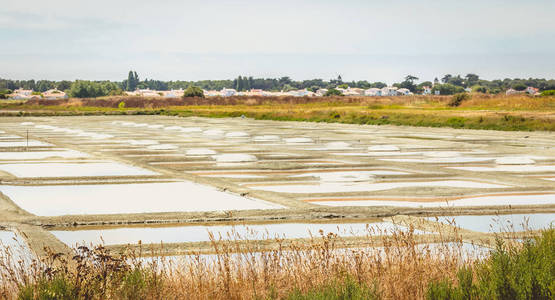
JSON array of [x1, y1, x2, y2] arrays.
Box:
[[0, 182, 283, 216], [0, 150, 89, 160], [147, 144, 178, 150], [284, 137, 313, 144], [203, 129, 225, 136], [0, 135, 22, 139], [0, 140, 52, 147], [164, 126, 184, 131], [126, 140, 159, 146], [180, 127, 202, 133], [253, 135, 280, 142], [147, 124, 165, 129], [424, 151, 461, 158], [225, 131, 250, 138], [212, 154, 257, 162], [251, 180, 507, 194], [495, 157, 536, 165], [312, 194, 555, 208], [0, 162, 158, 178], [186, 148, 217, 155], [325, 142, 351, 150], [368, 145, 400, 151], [449, 165, 555, 172]]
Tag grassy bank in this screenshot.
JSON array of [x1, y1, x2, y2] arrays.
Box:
[[1, 94, 554, 131], [1, 227, 553, 299]]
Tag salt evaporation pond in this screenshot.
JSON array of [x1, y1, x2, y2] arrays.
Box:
[[251, 180, 507, 194], [1, 182, 283, 216], [212, 154, 257, 163], [0, 162, 157, 178], [311, 194, 555, 208], [0, 140, 52, 147], [427, 213, 554, 233], [0, 230, 32, 264], [136, 241, 489, 267], [253, 135, 280, 142], [0, 150, 89, 160], [50, 222, 425, 246], [449, 165, 555, 172]]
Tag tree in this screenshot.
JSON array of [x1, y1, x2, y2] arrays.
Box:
[[183, 86, 204, 98], [441, 74, 452, 83], [512, 83, 527, 91], [126, 71, 139, 91], [431, 83, 465, 95], [69, 81, 107, 98], [465, 73, 479, 86], [404, 75, 419, 83]]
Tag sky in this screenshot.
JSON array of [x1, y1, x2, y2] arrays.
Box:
[[1, 0, 554, 84]]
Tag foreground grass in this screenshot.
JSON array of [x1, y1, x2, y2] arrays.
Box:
[[1, 227, 553, 299], [1, 94, 553, 131]]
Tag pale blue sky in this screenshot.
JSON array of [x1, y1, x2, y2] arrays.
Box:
[[1, 0, 554, 83]]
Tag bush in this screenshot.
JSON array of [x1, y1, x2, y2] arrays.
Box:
[[118, 101, 126, 109], [426, 229, 554, 300], [432, 84, 465, 95], [448, 93, 470, 107], [540, 90, 555, 96], [284, 277, 379, 300], [183, 86, 205, 98], [325, 88, 343, 96]]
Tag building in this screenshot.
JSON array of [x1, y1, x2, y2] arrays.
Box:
[[422, 86, 432, 95], [381, 86, 398, 96], [344, 88, 364, 96], [316, 89, 328, 96], [364, 88, 382, 96], [397, 88, 412, 96], [505, 88, 523, 95], [42, 89, 68, 100], [526, 87, 539, 95], [221, 88, 237, 97], [9, 88, 34, 99]]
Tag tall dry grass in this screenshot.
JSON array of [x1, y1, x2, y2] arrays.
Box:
[[0, 225, 483, 300]]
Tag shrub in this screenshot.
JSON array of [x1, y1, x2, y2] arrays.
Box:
[[284, 277, 379, 300], [426, 230, 555, 300], [325, 88, 343, 96], [448, 93, 470, 107], [118, 101, 126, 109], [540, 90, 555, 96], [183, 86, 205, 98]]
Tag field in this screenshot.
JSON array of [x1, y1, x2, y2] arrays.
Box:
[[0, 111, 553, 298], [1, 94, 554, 131]]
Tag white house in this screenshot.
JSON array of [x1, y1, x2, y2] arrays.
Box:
[[364, 88, 382, 96], [526, 87, 539, 95], [345, 88, 364, 96], [9, 88, 34, 99], [162, 89, 185, 98], [422, 86, 432, 95], [397, 88, 412, 96], [42, 89, 68, 100], [381, 86, 398, 96], [221, 88, 237, 97], [316, 89, 328, 96], [505, 88, 522, 95]]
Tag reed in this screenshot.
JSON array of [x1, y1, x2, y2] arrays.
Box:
[[4, 225, 549, 299]]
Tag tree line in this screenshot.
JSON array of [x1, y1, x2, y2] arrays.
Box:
[[1, 71, 554, 98]]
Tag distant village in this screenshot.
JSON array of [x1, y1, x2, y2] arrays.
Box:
[[5, 84, 543, 100]]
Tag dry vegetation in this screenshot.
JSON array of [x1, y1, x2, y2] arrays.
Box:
[[2, 94, 553, 131], [1, 225, 552, 300]]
